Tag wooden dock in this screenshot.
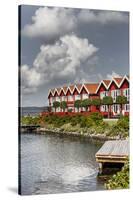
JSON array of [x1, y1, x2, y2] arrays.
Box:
[[21, 125, 40, 132], [95, 139, 129, 174]]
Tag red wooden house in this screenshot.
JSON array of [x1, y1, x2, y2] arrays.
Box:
[[48, 75, 129, 117]]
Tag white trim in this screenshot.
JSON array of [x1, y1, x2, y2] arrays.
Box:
[[80, 84, 89, 94], [66, 86, 73, 95], [73, 85, 80, 94], [48, 89, 53, 97], [107, 77, 120, 89], [95, 80, 108, 93], [107, 75, 129, 90], [119, 75, 129, 88], [53, 88, 59, 96], [61, 87, 67, 96]]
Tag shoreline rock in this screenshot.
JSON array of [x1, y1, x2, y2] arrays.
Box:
[[20, 126, 122, 142]]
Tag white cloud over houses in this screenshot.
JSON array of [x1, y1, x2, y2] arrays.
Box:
[[106, 71, 122, 80], [21, 35, 98, 94], [22, 7, 128, 39]]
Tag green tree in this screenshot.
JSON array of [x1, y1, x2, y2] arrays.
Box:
[[116, 96, 127, 115], [60, 101, 67, 112], [102, 96, 113, 118], [74, 100, 82, 112], [53, 101, 60, 112], [81, 99, 92, 112]]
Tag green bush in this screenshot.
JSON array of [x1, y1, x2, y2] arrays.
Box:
[[108, 116, 129, 138], [105, 161, 129, 189], [21, 116, 40, 125]]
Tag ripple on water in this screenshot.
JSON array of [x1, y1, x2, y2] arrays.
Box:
[[20, 133, 105, 195]]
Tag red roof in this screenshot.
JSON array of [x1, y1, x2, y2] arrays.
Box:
[[103, 80, 111, 87], [84, 83, 99, 93], [113, 77, 123, 85], [48, 75, 129, 97], [75, 84, 82, 91], [69, 85, 75, 92], [62, 86, 67, 93]]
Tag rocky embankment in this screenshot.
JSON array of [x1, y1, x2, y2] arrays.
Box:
[[21, 126, 122, 141]]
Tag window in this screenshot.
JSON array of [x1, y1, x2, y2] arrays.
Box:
[[100, 105, 108, 112], [62, 96, 67, 101], [112, 105, 120, 113], [75, 95, 81, 100], [111, 90, 120, 102], [123, 88, 129, 102], [55, 96, 60, 102], [100, 91, 108, 99], [124, 104, 129, 112], [68, 95, 73, 101], [82, 94, 89, 99]]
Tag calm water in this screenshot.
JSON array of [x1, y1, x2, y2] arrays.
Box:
[[20, 133, 105, 195], [20, 107, 48, 116]]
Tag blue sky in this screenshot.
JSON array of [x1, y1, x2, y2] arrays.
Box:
[[20, 5, 129, 107]]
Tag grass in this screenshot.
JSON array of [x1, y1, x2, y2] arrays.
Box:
[[103, 119, 118, 126], [21, 113, 129, 139]]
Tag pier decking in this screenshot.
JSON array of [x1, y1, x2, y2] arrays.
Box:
[[21, 125, 40, 132], [95, 139, 129, 174]]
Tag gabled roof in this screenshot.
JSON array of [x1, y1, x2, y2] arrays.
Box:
[[113, 77, 123, 85], [62, 86, 68, 94], [102, 80, 111, 87], [108, 76, 123, 89], [119, 75, 129, 87], [96, 80, 110, 93], [75, 84, 82, 92], [69, 85, 75, 93], [84, 83, 99, 94], [48, 75, 129, 97]]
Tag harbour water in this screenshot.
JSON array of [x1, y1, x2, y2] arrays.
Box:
[[20, 107, 48, 116], [19, 133, 105, 195]]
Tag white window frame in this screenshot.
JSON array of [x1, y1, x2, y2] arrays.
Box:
[[62, 96, 67, 101], [124, 104, 129, 112], [111, 90, 120, 102], [123, 88, 129, 102], [100, 91, 108, 99], [75, 95, 81, 100], [82, 94, 89, 100], [68, 95, 73, 101], [100, 105, 108, 112], [55, 96, 61, 102]]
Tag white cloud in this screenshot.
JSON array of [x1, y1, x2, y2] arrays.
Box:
[[21, 64, 43, 94], [106, 71, 122, 80], [21, 35, 98, 94], [22, 7, 77, 39], [22, 7, 128, 39], [78, 10, 128, 24]]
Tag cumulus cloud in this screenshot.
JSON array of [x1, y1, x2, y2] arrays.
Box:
[[22, 7, 77, 39], [22, 7, 128, 39], [78, 10, 128, 24], [21, 35, 98, 94], [106, 71, 122, 80], [21, 64, 43, 94]]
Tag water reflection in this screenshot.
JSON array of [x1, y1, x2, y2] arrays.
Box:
[[20, 133, 105, 195]]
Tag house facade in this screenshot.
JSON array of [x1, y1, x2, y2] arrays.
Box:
[[48, 75, 129, 117]]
